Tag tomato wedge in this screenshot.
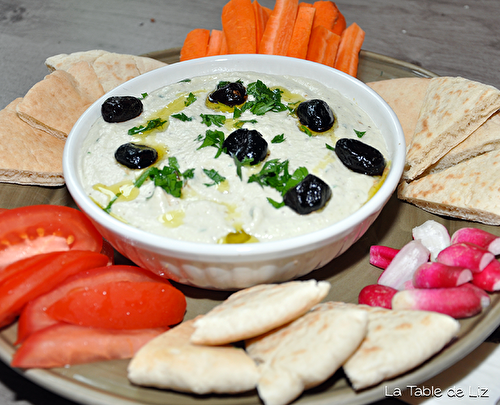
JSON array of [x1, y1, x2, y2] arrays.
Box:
[[0, 205, 103, 269], [11, 323, 166, 369], [47, 280, 186, 330], [17, 265, 174, 344], [0, 250, 108, 328]]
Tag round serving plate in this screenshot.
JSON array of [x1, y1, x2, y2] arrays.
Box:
[[1, 49, 499, 405]]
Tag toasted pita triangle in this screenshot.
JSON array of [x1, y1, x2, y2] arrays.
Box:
[[367, 77, 431, 148], [0, 99, 65, 186], [66, 60, 105, 102], [16, 70, 94, 140], [245, 306, 368, 405], [45, 49, 110, 71], [404, 76, 500, 180], [428, 111, 500, 174], [190, 280, 330, 346], [128, 318, 259, 395], [314, 302, 460, 391], [398, 148, 500, 225]]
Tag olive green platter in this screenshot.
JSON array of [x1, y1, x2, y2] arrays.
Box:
[[0, 49, 499, 405]]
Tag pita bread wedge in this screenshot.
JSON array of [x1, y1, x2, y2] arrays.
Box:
[[0, 99, 65, 186], [45, 50, 110, 71], [190, 280, 330, 346], [65, 60, 105, 102], [367, 77, 431, 147], [245, 306, 368, 405], [314, 302, 459, 391], [404, 76, 500, 181], [428, 111, 500, 173], [16, 70, 94, 140], [127, 318, 259, 395], [398, 149, 500, 225]]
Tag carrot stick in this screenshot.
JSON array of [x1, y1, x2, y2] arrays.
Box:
[[322, 30, 341, 67], [299, 2, 313, 7], [286, 6, 316, 59], [180, 28, 210, 62], [259, 0, 299, 55], [306, 25, 332, 64], [221, 0, 257, 54], [253, 0, 270, 53], [334, 22, 365, 77], [312, 1, 339, 31], [332, 3, 346, 35], [206, 29, 224, 56], [220, 31, 229, 55]]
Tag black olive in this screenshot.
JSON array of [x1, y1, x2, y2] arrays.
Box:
[[222, 128, 268, 165], [284, 174, 332, 215], [335, 138, 386, 176], [296, 99, 335, 132], [115, 143, 158, 169], [208, 82, 247, 107], [102, 96, 143, 123]]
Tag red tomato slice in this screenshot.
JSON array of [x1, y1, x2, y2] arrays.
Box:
[[17, 265, 172, 344], [47, 280, 186, 330], [0, 205, 103, 269], [11, 323, 166, 369], [0, 250, 109, 328]]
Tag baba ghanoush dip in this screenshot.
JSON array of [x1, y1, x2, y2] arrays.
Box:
[[80, 72, 389, 244]]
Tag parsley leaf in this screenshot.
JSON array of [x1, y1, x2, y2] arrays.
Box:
[[242, 80, 288, 116], [271, 134, 285, 143], [171, 112, 192, 122], [185, 92, 197, 107], [325, 143, 335, 151], [354, 129, 366, 138], [203, 168, 226, 187], [299, 125, 313, 137], [196, 129, 226, 158], [233, 119, 258, 129], [200, 114, 226, 127], [141, 92, 148, 99], [233, 156, 254, 180], [128, 118, 167, 135], [134, 157, 194, 198], [248, 159, 308, 204]]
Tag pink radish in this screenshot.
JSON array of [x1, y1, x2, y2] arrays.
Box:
[[451, 228, 500, 255], [472, 259, 500, 292], [358, 284, 398, 309], [413, 262, 472, 289], [391, 284, 484, 318], [436, 242, 494, 273], [378, 240, 430, 290], [412, 220, 451, 261], [459, 283, 491, 308], [369, 245, 399, 269]]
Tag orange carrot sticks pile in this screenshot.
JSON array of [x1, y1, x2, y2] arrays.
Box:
[[179, 0, 365, 77]]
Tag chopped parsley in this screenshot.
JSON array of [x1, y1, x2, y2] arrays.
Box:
[[241, 80, 288, 116], [133, 157, 194, 198], [271, 134, 285, 143], [196, 129, 226, 158], [184, 92, 197, 107], [200, 114, 226, 127], [203, 168, 226, 187], [248, 159, 308, 208], [233, 119, 258, 129], [171, 112, 192, 122], [233, 156, 254, 180], [354, 129, 366, 138], [128, 118, 167, 135], [325, 143, 335, 151], [140, 92, 148, 99], [299, 125, 313, 137]]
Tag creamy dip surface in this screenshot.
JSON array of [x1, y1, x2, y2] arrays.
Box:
[[80, 72, 389, 244]]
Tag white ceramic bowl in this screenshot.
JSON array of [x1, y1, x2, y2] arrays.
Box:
[[64, 54, 405, 290]]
